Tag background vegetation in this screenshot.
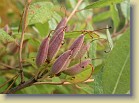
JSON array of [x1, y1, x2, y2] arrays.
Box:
[[0, 0, 130, 94]]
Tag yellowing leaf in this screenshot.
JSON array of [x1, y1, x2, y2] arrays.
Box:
[[66, 65, 93, 83]]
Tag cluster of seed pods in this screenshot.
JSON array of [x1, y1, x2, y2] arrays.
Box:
[[36, 17, 92, 76]]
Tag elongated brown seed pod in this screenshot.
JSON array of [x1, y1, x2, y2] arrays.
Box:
[[55, 17, 67, 31], [50, 50, 72, 75], [75, 42, 90, 59], [36, 35, 50, 67], [47, 28, 65, 61], [63, 59, 91, 76], [50, 17, 67, 43], [69, 34, 84, 59]]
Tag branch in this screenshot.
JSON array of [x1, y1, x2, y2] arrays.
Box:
[[112, 20, 130, 38], [0, 63, 32, 71], [67, 0, 83, 22], [4, 78, 36, 94], [0, 74, 19, 89], [18, 0, 32, 83], [4, 78, 94, 94], [3, 74, 19, 94], [33, 79, 94, 85]]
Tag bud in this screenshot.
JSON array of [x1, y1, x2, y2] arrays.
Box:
[[50, 50, 72, 75], [28, 0, 32, 4], [47, 28, 65, 61], [63, 59, 91, 76], [8, 39, 28, 54], [69, 34, 84, 59], [75, 43, 90, 59], [36, 35, 50, 67], [3, 24, 9, 33], [50, 17, 67, 43]]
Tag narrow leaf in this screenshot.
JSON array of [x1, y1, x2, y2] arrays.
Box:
[[93, 11, 111, 22], [106, 26, 113, 51], [84, 0, 124, 9], [110, 4, 120, 28], [120, 0, 130, 20]]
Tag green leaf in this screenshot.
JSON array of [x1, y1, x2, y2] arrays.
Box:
[[93, 11, 111, 22], [92, 65, 104, 94], [66, 65, 93, 83], [28, 2, 55, 25], [120, 0, 130, 20], [35, 22, 49, 37], [48, 18, 57, 30], [84, 0, 124, 9], [0, 77, 8, 92], [87, 23, 97, 65], [26, 58, 38, 69], [0, 29, 15, 43], [102, 28, 130, 94], [110, 4, 120, 28], [106, 26, 113, 51], [53, 12, 62, 23], [52, 77, 69, 94]]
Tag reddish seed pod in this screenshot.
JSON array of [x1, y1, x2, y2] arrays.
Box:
[[50, 50, 72, 75], [63, 59, 91, 76], [50, 17, 67, 43], [75, 42, 90, 59], [69, 34, 84, 59], [55, 17, 67, 31], [47, 28, 65, 61], [36, 35, 50, 67], [60, 59, 71, 71]]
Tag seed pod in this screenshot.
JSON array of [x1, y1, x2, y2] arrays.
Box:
[[69, 34, 84, 59], [63, 59, 91, 76], [75, 43, 90, 59], [50, 17, 67, 43], [47, 28, 65, 61], [50, 50, 72, 75], [55, 17, 67, 31], [36, 35, 50, 67], [60, 59, 71, 71]]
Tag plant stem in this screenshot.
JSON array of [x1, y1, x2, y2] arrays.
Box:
[[3, 74, 19, 93], [4, 78, 94, 94], [33, 79, 94, 85], [67, 0, 83, 22], [19, 1, 31, 84], [0, 74, 19, 89], [5, 78, 36, 94]]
